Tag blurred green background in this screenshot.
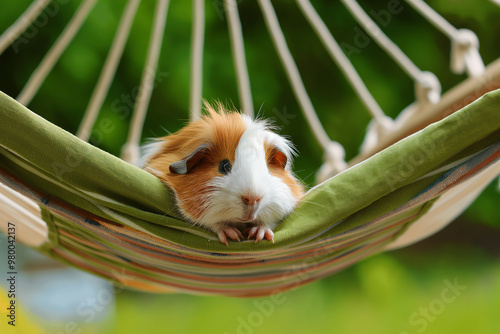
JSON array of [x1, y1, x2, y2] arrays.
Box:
[[0, 0, 499, 333]]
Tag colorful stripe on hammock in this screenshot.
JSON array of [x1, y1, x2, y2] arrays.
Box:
[[1, 142, 498, 297]]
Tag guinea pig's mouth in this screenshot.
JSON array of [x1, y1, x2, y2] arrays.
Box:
[[238, 209, 258, 223], [237, 218, 256, 223], [236, 216, 256, 223]]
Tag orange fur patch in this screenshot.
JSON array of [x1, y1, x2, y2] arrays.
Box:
[[146, 105, 248, 221], [264, 143, 305, 201]]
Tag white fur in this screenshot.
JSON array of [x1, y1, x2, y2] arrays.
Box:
[[135, 140, 164, 168], [197, 118, 298, 229]]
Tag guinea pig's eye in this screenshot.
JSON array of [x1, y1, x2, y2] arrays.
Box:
[[218, 159, 232, 175]]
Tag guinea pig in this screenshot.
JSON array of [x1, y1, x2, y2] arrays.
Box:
[[140, 103, 304, 245]]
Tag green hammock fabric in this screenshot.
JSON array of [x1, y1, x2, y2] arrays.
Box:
[[0, 89, 499, 296]]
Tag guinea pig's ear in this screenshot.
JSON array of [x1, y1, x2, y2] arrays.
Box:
[[268, 149, 288, 169], [169, 143, 210, 174]]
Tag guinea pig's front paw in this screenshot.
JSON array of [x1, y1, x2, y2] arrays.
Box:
[[217, 226, 244, 246], [247, 226, 274, 244]]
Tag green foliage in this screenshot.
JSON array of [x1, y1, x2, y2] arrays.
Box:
[[465, 182, 500, 228], [0, 2, 498, 217]]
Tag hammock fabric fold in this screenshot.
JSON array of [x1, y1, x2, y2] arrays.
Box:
[[0, 89, 499, 297]]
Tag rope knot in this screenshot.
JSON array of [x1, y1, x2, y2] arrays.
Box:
[[415, 71, 441, 105], [451, 29, 485, 77], [316, 141, 348, 183]]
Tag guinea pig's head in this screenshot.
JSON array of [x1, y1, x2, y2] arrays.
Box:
[[144, 104, 304, 229]]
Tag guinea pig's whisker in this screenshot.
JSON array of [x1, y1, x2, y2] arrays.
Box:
[[265, 206, 286, 217], [161, 208, 177, 217], [300, 167, 321, 183], [306, 188, 337, 195], [297, 200, 329, 209], [144, 166, 165, 178]]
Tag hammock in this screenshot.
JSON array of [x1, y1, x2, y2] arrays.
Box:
[[0, 1, 499, 297]]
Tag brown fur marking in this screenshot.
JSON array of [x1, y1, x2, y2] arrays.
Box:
[[146, 105, 247, 220], [264, 142, 304, 201]]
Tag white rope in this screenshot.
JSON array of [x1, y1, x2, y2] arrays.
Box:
[[77, 0, 141, 141], [257, 0, 331, 150], [17, 0, 98, 106], [316, 141, 349, 184], [258, 0, 349, 178], [121, 0, 169, 163], [297, 0, 393, 130], [0, 0, 51, 55], [341, 0, 441, 106], [405, 0, 485, 77], [341, 0, 420, 79], [189, 0, 205, 120], [407, 0, 457, 37], [351, 57, 500, 166], [225, 0, 254, 117]]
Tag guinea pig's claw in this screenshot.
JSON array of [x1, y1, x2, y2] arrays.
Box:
[[248, 226, 274, 243], [217, 227, 243, 245]]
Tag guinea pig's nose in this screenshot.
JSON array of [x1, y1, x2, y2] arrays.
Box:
[[241, 194, 261, 206]]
